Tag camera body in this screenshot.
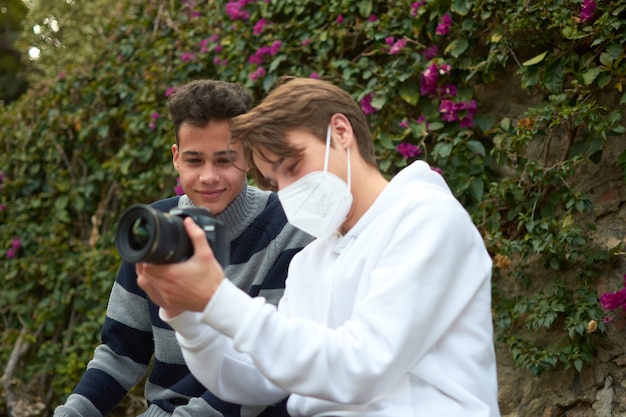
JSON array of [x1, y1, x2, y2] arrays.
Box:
[[115, 204, 229, 267]]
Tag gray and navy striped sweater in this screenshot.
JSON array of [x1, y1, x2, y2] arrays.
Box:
[[55, 185, 313, 417]]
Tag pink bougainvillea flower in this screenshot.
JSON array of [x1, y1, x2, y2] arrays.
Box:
[[398, 119, 410, 129], [385, 36, 395, 46], [301, 38, 311, 46], [600, 275, 626, 311], [423, 45, 439, 60], [435, 13, 452, 36], [580, 0, 596, 22], [310, 72, 319, 79], [249, 67, 267, 81], [431, 166, 444, 175], [165, 87, 176, 97], [411, 1, 426, 16], [336, 14, 344, 24], [270, 40, 282, 55], [368, 14, 379, 22], [226, 1, 250, 20], [397, 142, 422, 159], [253, 18, 266, 35], [11, 237, 21, 250], [181, 52, 197, 62], [360, 92, 377, 115], [389, 38, 407, 55], [438, 64, 451, 75], [0, 204, 6, 211], [199, 38, 210, 53], [420, 63, 439, 96], [600, 289, 626, 310], [440, 83, 458, 97], [174, 177, 184, 196], [6, 247, 16, 259], [439, 99, 459, 122]]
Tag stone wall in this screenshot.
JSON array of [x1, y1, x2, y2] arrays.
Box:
[[481, 78, 626, 416]]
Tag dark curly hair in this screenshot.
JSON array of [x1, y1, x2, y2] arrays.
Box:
[[167, 79, 253, 145]]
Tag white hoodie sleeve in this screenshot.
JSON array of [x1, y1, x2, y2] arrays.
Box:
[[161, 302, 289, 406]]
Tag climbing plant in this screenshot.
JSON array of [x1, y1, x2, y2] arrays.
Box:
[[1, 0, 625, 413]]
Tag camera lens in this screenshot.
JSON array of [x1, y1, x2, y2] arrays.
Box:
[[130, 217, 151, 250], [115, 204, 193, 264]]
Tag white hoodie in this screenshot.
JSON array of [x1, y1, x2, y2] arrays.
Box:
[[164, 160, 501, 417]]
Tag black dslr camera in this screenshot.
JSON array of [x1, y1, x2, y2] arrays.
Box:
[[115, 204, 229, 267]]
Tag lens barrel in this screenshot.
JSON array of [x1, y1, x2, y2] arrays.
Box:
[[115, 204, 193, 264]]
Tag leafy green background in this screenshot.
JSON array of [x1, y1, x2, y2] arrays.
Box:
[[1, 0, 625, 414]]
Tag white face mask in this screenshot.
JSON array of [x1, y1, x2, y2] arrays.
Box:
[[277, 126, 353, 239]]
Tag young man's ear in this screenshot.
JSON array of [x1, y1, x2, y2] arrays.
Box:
[[329, 113, 354, 149], [172, 144, 180, 169]]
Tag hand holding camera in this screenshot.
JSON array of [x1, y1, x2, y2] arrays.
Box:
[[115, 204, 230, 314]]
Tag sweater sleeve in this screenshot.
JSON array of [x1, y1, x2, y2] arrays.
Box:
[[171, 195, 493, 405], [54, 261, 153, 417]]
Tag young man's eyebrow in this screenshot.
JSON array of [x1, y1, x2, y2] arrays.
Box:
[[180, 150, 238, 157], [214, 149, 238, 157]]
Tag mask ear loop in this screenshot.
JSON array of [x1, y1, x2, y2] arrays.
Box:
[[323, 125, 332, 173], [346, 147, 351, 190], [325, 125, 352, 190]]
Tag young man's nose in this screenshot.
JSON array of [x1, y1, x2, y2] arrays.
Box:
[[199, 166, 220, 183]]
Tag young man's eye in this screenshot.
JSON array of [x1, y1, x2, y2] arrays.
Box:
[[216, 157, 234, 165], [185, 158, 202, 164], [286, 161, 299, 173]]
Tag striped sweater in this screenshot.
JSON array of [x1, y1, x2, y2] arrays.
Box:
[[54, 185, 313, 417]]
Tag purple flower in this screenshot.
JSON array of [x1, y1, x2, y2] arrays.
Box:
[[423, 45, 439, 60], [270, 40, 282, 55], [385, 36, 395, 46], [580, 0, 596, 22], [151, 112, 160, 120], [253, 18, 266, 35], [6, 247, 16, 259], [310, 72, 319, 79], [174, 177, 184, 196], [435, 13, 452, 36], [199, 38, 210, 53], [397, 142, 422, 159], [336, 14, 344, 24], [439, 99, 459, 122], [368, 14, 379, 22], [249, 67, 267, 81], [0, 204, 6, 211], [431, 167, 444, 175], [600, 289, 626, 310], [389, 38, 407, 55], [181, 52, 197, 62], [226, 1, 250, 20], [398, 120, 409, 129], [11, 237, 21, 250], [301, 38, 311, 46], [438, 64, 451, 75], [440, 83, 458, 97], [600, 275, 626, 310], [360, 92, 377, 115], [420, 64, 439, 96], [411, 1, 426, 17], [165, 87, 176, 97]]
